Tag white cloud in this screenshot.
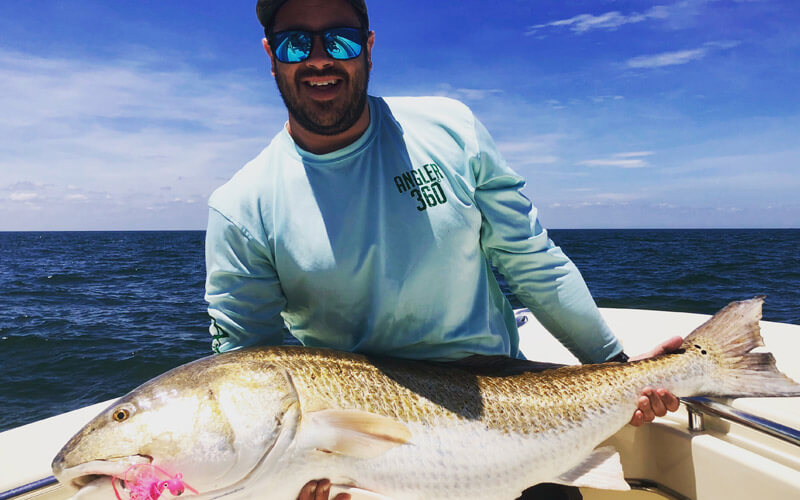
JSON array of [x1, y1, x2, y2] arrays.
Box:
[[591, 95, 625, 103], [545, 191, 643, 209], [10, 192, 39, 202], [545, 99, 566, 110], [527, 6, 669, 35], [496, 135, 566, 167], [626, 41, 740, 69], [627, 48, 708, 68], [578, 159, 649, 168], [577, 152, 653, 168], [3, 181, 107, 206], [433, 84, 503, 101], [705, 40, 742, 50], [0, 47, 287, 229], [614, 151, 654, 158]]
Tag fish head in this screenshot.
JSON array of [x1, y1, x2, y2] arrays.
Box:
[[52, 353, 301, 498]]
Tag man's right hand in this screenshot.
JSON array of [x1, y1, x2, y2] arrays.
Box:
[[298, 479, 352, 500]]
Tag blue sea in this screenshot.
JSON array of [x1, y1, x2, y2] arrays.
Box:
[[1, 229, 798, 432]]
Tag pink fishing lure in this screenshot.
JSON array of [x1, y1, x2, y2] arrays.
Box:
[[112, 464, 198, 500]]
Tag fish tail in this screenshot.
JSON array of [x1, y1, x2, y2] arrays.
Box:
[[682, 296, 800, 397]]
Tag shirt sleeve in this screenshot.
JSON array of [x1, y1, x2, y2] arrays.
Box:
[[204, 207, 290, 352], [470, 118, 623, 363]]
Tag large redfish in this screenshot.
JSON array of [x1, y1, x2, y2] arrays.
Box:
[[52, 297, 800, 499]]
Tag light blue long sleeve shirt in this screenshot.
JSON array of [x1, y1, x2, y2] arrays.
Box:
[[205, 96, 622, 363]]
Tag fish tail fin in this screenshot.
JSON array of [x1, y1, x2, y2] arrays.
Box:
[[682, 296, 800, 397]]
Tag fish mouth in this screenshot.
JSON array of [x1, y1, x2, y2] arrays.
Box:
[[55, 455, 152, 492]]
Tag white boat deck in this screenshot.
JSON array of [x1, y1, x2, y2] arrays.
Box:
[[2, 307, 799, 499], [516, 307, 800, 499]]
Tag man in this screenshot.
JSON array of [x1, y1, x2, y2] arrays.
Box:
[[205, 1, 681, 498]]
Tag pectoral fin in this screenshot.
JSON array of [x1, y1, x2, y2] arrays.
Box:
[[553, 446, 630, 490], [301, 409, 412, 459]]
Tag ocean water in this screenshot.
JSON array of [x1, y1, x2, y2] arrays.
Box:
[[1, 229, 798, 432]]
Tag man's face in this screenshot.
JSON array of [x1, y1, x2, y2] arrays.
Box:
[[266, 0, 374, 137]]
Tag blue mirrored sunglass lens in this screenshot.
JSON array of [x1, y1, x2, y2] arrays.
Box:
[[272, 28, 363, 63], [274, 32, 312, 63], [323, 28, 363, 60]]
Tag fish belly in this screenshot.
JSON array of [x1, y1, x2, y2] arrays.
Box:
[[372, 415, 630, 499], [261, 410, 632, 500]]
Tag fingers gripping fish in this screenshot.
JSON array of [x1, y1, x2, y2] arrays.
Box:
[[52, 297, 800, 499]]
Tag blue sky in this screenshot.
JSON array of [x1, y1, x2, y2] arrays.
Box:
[[1, 0, 798, 230]]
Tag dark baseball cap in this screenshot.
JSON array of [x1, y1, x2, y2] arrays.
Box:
[[256, 0, 369, 32]]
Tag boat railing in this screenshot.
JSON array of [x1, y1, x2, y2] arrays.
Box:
[[681, 396, 800, 447], [0, 477, 57, 500]]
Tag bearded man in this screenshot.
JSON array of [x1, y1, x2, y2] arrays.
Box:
[[204, 1, 681, 499]]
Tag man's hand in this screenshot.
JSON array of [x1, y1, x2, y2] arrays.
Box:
[[628, 336, 683, 427], [297, 479, 351, 500]]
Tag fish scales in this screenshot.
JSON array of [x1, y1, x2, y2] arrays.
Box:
[[52, 298, 800, 499], [265, 346, 689, 434]]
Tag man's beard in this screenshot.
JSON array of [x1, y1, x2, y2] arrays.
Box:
[[275, 62, 369, 137]]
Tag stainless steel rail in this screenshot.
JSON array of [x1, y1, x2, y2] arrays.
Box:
[[627, 478, 692, 499], [0, 477, 58, 500], [682, 396, 800, 447]]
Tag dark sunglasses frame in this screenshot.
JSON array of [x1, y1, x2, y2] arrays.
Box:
[[267, 26, 369, 64]]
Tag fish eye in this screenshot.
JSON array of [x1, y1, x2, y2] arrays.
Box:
[[111, 406, 133, 422]]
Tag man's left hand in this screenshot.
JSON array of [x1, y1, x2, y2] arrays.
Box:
[[627, 336, 683, 427]]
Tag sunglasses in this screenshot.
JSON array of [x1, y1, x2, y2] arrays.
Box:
[[269, 27, 366, 64]]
